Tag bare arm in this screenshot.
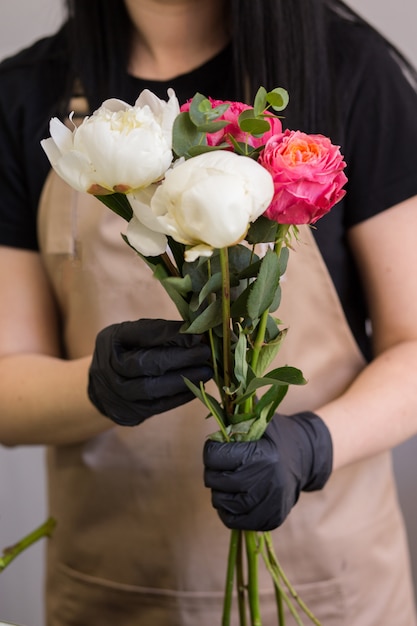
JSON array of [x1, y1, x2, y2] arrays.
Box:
[[318, 195, 417, 470], [0, 247, 112, 446]]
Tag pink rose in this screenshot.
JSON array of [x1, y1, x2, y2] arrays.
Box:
[[181, 98, 282, 149], [258, 130, 347, 224]]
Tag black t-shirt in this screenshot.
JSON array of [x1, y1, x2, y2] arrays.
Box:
[[1, 17, 417, 358]]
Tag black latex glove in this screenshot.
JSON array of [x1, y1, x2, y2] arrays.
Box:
[[88, 319, 212, 426], [204, 411, 333, 531]]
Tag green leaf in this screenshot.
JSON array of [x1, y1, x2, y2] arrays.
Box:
[[188, 143, 229, 157], [230, 418, 257, 441], [189, 93, 212, 125], [247, 249, 281, 319], [189, 94, 229, 126], [236, 366, 306, 404], [234, 330, 248, 387], [172, 111, 206, 158], [183, 379, 228, 431], [158, 277, 190, 321], [199, 272, 223, 306], [269, 284, 281, 313], [195, 120, 229, 133], [238, 108, 271, 136], [253, 384, 289, 421], [279, 246, 290, 275], [167, 237, 186, 274], [251, 335, 284, 377], [184, 299, 223, 333], [162, 274, 192, 297], [230, 283, 252, 319], [263, 365, 307, 386], [267, 88, 290, 112], [96, 192, 133, 222], [253, 86, 268, 117], [246, 406, 270, 441], [246, 216, 279, 244]]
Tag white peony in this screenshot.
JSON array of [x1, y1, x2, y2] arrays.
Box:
[[127, 151, 274, 261], [41, 89, 180, 195]]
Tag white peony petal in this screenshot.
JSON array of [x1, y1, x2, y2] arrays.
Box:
[[126, 216, 167, 257], [48, 117, 74, 154], [184, 244, 214, 262]]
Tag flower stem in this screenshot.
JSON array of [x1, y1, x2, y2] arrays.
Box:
[[0, 517, 56, 573], [245, 531, 262, 626], [222, 529, 240, 626], [264, 533, 322, 626], [236, 531, 248, 626], [250, 224, 290, 377], [161, 251, 180, 277], [219, 247, 233, 413]]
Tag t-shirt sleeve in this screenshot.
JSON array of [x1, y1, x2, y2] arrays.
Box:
[[0, 33, 67, 250], [0, 87, 39, 250], [341, 31, 417, 227]]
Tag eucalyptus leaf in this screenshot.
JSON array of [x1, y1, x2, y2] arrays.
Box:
[[172, 111, 206, 158], [196, 120, 229, 133], [188, 143, 229, 157], [189, 93, 212, 125], [239, 117, 271, 136], [253, 86, 268, 117], [267, 88, 290, 112]]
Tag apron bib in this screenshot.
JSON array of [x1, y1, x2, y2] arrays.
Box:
[[37, 168, 416, 626]]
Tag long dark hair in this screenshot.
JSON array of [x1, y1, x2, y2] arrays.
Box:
[[64, 0, 416, 136]]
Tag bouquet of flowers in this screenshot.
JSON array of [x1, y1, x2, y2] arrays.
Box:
[[41, 85, 347, 625]]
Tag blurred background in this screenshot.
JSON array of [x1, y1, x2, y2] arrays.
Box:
[[0, 1, 416, 624]]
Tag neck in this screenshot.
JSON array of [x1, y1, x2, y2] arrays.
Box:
[[124, 0, 229, 80]]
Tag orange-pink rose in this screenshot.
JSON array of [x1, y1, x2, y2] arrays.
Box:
[[181, 99, 282, 149], [258, 130, 347, 224]]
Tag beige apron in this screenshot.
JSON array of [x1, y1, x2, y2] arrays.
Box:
[[37, 167, 417, 625]]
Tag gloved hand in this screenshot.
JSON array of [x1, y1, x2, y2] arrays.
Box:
[[88, 319, 212, 426], [203, 411, 333, 531]]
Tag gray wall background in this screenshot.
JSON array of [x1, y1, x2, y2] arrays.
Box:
[[0, 1, 416, 624]]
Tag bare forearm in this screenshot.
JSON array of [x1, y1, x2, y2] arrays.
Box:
[[318, 340, 417, 471], [0, 354, 112, 446]]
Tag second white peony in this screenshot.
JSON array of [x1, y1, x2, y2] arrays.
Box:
[[127, 151, 274, 261]]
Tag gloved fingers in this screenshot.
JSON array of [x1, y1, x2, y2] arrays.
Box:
[[111, 343, 212, 377], [92, 388, 199, 426], [210, 489, 262, 516], [203, 439, 256, 471], [111, 365, 213, 401], [111, 319, 208, 349]]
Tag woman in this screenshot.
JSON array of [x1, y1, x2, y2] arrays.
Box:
[[1, 1, 417, 624]]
